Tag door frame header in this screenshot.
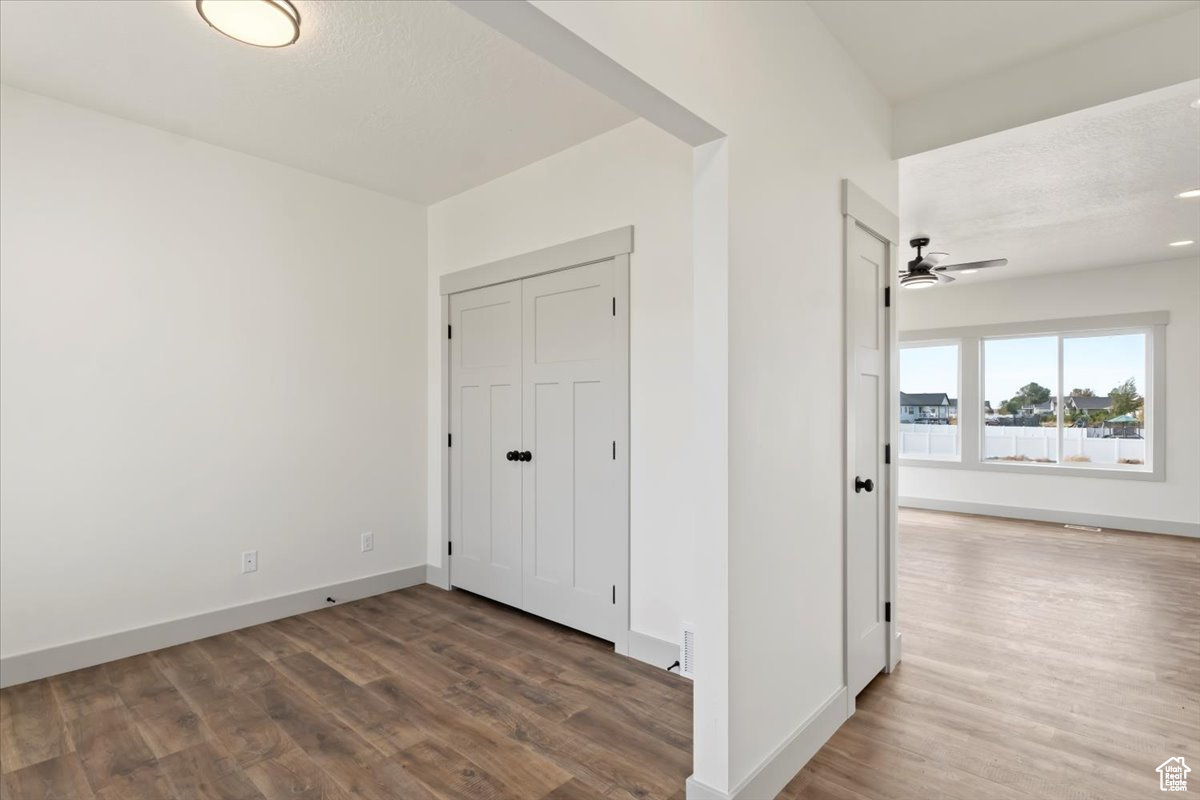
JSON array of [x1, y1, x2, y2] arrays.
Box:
[[842, 179, 899, 246], [439, 226, 634, 296]]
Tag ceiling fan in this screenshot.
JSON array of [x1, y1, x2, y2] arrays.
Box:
[[900, 234, 1007, 289]]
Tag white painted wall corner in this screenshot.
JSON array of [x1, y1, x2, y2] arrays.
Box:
[[686, 687, 847, 800]]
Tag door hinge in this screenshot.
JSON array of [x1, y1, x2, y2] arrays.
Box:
[[884, 287, 891, 308], [448, 541, 453, 556], [884, 601, 891, 622], [448, 324, 452, 339], [612, 441, 616, 460], [448, 433, 452, 447], [612, 585, 616, 605], [612, 297, 616, 317], [885, 443, 891, 464]]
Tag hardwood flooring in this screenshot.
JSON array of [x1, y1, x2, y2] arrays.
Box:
[[1, 510, 1196, 799], [0, 585, 692, 800], [781, 509, 1200, 800]]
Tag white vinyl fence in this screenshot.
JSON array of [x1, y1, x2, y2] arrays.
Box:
[[899, 424, 1146, 466], [899, 424, 959, 459]]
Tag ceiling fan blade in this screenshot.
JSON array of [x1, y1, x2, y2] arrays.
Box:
[[919, 251, 949, 269], [935, 258, 1007, 273], [936, 272, 955, 283]]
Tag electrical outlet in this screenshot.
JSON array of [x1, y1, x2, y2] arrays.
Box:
[[242, 550, 258, 574], [361, 532, 374, 552]]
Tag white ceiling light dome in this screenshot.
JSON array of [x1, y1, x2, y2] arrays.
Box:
[[196, 0, 299, 48]]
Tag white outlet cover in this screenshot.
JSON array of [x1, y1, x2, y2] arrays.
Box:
[[361, 532, 374, 552], [242, 550, 258, 574]]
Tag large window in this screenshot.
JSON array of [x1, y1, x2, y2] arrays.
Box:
[[900, 343, 960, 460], [982, 332, 1148, 471], [899, 314, 1163, 480]]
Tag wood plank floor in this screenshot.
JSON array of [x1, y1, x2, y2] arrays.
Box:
[[0, 584, 693, 800], [2, 509, 1196, 799], [781, 509, 1200, 800]]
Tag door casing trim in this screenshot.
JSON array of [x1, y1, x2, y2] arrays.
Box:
[[841, 180, 900, 718], [438, 226, 633, 296]]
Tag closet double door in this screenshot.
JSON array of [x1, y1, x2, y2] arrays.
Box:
[[449, 259, 624, 643]]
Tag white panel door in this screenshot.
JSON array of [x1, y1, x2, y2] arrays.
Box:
[[846, 222, 889, 697], [449, 281, 523, 608], [520, 260, 620, 642]]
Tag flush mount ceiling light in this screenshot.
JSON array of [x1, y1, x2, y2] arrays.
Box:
[[1178, 189, 1200, 199], [196, 0, 300, 48], [1169, 240, 1195, 247]]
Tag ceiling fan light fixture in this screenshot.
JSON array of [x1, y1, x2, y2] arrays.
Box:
[[900, 272, 938, 289], [196, 0, 300, 48]]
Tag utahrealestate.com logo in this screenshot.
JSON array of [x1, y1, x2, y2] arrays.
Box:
[[1158, 757, 1190, 792]]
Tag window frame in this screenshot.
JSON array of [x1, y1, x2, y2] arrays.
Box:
[[899, 312, 1166, 482]]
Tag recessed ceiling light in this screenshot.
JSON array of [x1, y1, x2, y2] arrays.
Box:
[[1178, 189, 1200, 199], [1192, 98, 1200, 110], [196, 0, 300, 48], [1169, 240, 1195, 247]]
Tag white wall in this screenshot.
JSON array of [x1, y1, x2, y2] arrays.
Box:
[[899, 259, 1200, 530], [527, 2, 898, 793], [426, 120, 694, 645], [0, 87, 429, 659]]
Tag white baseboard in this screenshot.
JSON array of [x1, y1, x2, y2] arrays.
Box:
[[0, 565, 426, 688], [686, 686, 848, 800], [626, 629, 681, 673], [685, 777, 729, 800], [900, 496, 1200, 538], [425, 562, 450, 590]]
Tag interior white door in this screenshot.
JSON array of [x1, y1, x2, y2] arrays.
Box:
[[520, 260, 620, 642], [846, 222, 889, 697], [449, 281, 523, 608]]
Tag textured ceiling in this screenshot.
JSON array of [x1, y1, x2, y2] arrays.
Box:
[[0, 0, 635, 203], [808, 0, 1199, 103], [900, 81, 1200, 285]]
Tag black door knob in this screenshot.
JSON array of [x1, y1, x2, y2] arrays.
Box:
[[518, 451, 532, 462], [854, 476, 874, 493], [505, 450, 518, 461]]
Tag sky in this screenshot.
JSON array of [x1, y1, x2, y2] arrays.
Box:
[[900, 334, 1146, 407]]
